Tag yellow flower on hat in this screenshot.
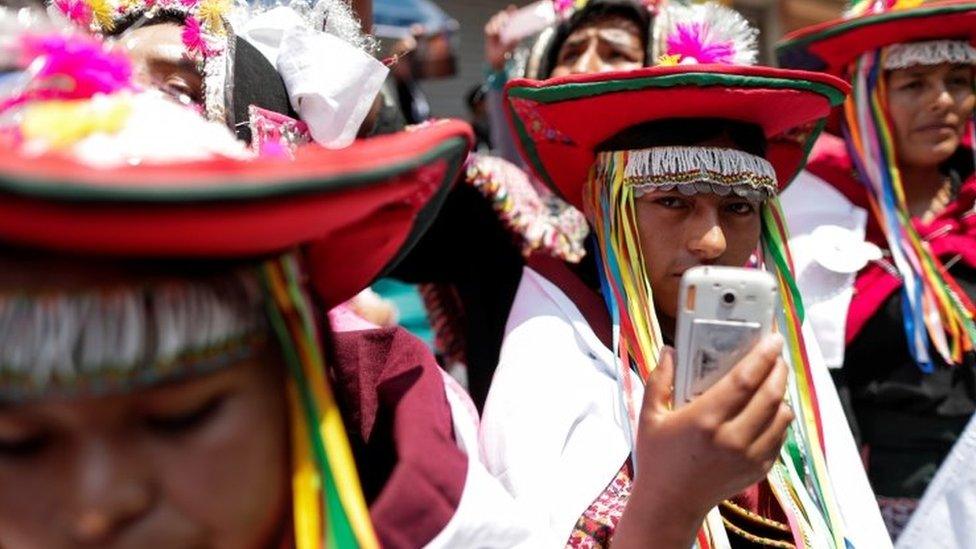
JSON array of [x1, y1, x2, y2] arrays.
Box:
[[198, 0, 231, 35], [21, 96, 132, 149], [87, 0, 116, 32], [657, 54, 681, 66]]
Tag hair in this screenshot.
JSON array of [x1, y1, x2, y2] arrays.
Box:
[[596, 117, 767, 157], [538, 0, 653, 78]]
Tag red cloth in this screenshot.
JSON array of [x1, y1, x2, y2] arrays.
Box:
[[804, 134, 976, 343], [330, 327, 467, 549]]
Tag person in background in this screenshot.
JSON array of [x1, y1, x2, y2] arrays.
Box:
[[391, 0, 653, 408], [0, 14, 537, 547], [480, 2, 890, 547], [777, 0, 976, 537]]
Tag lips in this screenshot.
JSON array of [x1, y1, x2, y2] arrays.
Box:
[[915, 121, 958, 134]]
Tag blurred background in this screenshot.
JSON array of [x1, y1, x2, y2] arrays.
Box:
[[383, 0, 848, 118]]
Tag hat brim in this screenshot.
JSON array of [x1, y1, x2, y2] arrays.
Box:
[[505, 64, 849, 211], [0, 120, 472, 307], [777, 0, 976, 75]]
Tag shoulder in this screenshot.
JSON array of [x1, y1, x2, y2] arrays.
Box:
[[802, 133, 870, 210]]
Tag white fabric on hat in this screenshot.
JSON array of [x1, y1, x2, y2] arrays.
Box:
[[239, 6, 389, 149], [276, 29, 388, 148]]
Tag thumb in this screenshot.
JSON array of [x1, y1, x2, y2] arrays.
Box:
[[644, 346, 676, 416]]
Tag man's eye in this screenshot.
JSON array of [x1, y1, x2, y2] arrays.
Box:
[[0, 434, 49, 460], [900, 80, 924, 91], [948, 76, 972, 88], [653, 196, 688, 209], [144, 395, 225, 436], [725, 201, 756, 215]]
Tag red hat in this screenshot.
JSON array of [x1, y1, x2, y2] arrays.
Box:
[[777, 0, 976, 76], [0, 120, 472, 308], [504, 64, 849, 211]]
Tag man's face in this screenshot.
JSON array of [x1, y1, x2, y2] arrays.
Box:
[[632, 144, 764, 331], [549, 15, 645, 78], [120, 22, 204, 107], [0, 257, 289, 549], [886, 63, 975, 169]]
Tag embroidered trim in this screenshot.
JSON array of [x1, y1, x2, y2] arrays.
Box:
[[597, 146, 777, 199], [883, 40, 976, 70], [465, 153, 588, 262], [720, 499, 791, 532], [721, 517, 797, 549]]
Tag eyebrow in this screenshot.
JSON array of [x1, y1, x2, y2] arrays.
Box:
[[595, 28, 641, 49]]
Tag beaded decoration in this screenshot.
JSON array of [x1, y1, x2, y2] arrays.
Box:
[[618, 146, 777, 201], [882, 39, 976, 70]]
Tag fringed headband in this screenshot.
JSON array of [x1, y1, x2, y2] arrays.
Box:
[[0, 268, 267, 401], [883, 39, 976, 70], [596, 146, 778, 202]]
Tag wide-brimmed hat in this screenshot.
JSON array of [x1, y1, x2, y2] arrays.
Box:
[[0, 119, 471, 307], [777, 0, 976, 75], [505, 64, 849, 210]]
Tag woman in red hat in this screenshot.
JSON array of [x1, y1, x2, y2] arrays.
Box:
[[777, 0, 976, 537], [480, 2, 890, 547]]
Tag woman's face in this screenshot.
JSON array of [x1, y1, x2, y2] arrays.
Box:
[[0, 355, 289, 549], [886, 63, 975, 169], [549, 15, 645, 78], [120, 22, 205, 106], [635, 186, 762, 324]]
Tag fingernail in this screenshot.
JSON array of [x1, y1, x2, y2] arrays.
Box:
[[761, 333, 784, 355], [659, 345, 674, 362]]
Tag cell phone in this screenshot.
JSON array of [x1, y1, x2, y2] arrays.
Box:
[[673, 266, 779, 408], [499, 1, 558, 46]]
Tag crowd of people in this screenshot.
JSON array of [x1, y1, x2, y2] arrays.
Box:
[[0, 0, 975, 547]]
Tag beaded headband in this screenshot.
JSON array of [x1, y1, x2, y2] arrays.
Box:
[[883, 39, 976, 69], [596, 146, 778, 202], [0, 268, 267, 402]]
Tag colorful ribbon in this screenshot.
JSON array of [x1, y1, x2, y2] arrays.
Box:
[[583, 150, 850, 548], [261, 254, 379, 549], [843, 50, 976, 371]]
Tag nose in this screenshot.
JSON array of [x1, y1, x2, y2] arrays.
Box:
[[686, 213, 727, 261], [931, 82, 955, 113], [70, 438, 154, 544], [569, 40, 602, 75]]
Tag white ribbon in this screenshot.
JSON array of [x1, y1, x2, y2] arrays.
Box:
[[239, 6, 389, 149]]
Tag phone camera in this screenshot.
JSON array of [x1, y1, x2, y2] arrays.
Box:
[[721, 291, 736, 306]]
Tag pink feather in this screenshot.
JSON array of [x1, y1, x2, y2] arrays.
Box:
[[666, 22, 735, 64]]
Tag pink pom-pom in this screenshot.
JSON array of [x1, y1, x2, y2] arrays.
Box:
[[1, 33, 135, 115], [20, 34, 135, 98], [181, 16, 216, 57], [553, 0, 575, 14], [54, 0, 93, 27], [666, 21, 735, 64]]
